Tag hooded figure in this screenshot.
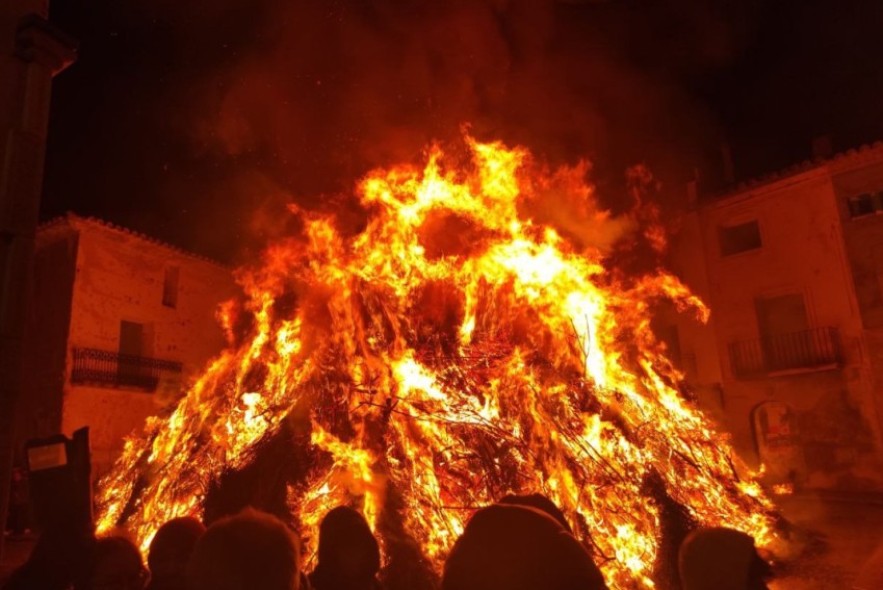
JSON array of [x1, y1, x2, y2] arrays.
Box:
[[90, 536, 149, 590], [442, 504, 608, 590], [678, 527, 772, 590], [186, 508, 301, 590], [498, 493, 573, 533], [2, 527, 95, 590], [146, 517, 205, 590], [309, 506, 382, 590]]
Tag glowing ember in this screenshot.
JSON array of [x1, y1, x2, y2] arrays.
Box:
[[96, 135, 777, 588]]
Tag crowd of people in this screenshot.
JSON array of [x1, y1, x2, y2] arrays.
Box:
[[2, 494, 773, 590]]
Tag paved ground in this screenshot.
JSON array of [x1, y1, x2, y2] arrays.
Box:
[[771, 493, 883, 589], [0, 532, 36, 582], [3, 493, 882, 588]]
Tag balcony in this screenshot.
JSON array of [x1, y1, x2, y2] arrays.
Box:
[[728, 327, 843, 379], [71, 347, 183, 392]]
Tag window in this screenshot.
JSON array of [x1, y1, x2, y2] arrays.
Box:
[[119, 321, 147, 358], [718, 220, 762, 257], [755, 293, 809, 338], [754, 293, 812, 373], [847, 191, 883, 218], [162, 266, 179, 308], [118, 321, 156, 388]]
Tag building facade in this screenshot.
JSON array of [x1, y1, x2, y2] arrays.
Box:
[[17, 214, 237, 476], [666, 143, 883, 490]]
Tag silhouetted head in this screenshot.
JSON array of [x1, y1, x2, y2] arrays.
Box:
[[147, 516, 205, 589], [91, 535, 148, 590], [2, 527, 96, 590], [498, 493, 572, 533], [310, 506, 380, 590], [442, 504, 607, 590], [679, 527, 772, 590], [186, 508, 300, 590]]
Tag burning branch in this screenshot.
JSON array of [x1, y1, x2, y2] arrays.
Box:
[[95, 134, 778, 590]]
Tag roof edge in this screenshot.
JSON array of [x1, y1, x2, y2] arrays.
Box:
[[37, 212, 231, 270], [709, 140, 883, 201]]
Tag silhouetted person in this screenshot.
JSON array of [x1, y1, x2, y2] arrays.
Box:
[[186, 508, 301, 590], [146, 517, 205, 590], [2, 527, 95, 590], [309, 506, 381, 590], [90, 536, 148, 590], [678, 527, 772, 590], [442, 504, 608, 590], [498, 493, 573, 533]]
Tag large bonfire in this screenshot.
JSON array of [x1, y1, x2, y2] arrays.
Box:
[[96, 135, 777, 589]]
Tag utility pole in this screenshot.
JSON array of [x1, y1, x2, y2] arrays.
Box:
[[0, 3, 75, 560]]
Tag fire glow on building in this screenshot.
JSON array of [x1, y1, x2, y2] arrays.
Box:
[[94, 135, 779, 589]]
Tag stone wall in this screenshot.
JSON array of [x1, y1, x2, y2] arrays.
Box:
[[17, 223, 77, 455], [665, 208, 725, 423], [831, 153, 883, 483], [831, 157, 883, 328], [672, 165, 882, 489], [58, 217, 237, 476]]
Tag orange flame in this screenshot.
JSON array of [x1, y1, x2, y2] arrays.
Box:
[[96, 135, 776, 588]]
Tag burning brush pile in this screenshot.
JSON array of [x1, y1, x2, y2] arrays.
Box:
[[96, 135, 778, 589]]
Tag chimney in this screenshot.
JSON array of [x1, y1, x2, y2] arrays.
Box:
[[686, 167, 700, 206], [812, 135, 833, 159], [720, 142, 735, 185]]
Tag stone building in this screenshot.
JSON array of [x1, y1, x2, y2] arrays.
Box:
[[665, 142, 883, 490], [17, 213, 237, 476]]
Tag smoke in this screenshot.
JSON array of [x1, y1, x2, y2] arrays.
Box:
[[518, 159, 636, 253], [46, 0, 762, 261]]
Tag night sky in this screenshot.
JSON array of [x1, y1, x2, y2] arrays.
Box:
[[42, 0, 883, 262]]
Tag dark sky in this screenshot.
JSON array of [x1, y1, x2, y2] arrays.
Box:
[[42, 0, 883, 262]]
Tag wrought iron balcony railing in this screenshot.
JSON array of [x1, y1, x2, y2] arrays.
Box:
[[71, 347, 183, 391], [728, 327, 842, 379]]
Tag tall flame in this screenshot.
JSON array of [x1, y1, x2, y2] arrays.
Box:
[[96, 135, 776, 589]]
